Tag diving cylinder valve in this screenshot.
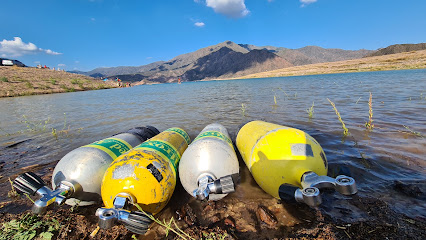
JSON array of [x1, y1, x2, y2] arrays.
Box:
[[96, 127, 190, 234], [13, 126, 160, 214], [179, 123, 239, 201], [236, 121, 357, 207]]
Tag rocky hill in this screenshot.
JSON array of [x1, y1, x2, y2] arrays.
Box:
[[367, 43, 426, 57], [79, 41, 373, 83]]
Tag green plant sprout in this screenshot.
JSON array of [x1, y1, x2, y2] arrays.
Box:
[[0, 213, 60, 240], [327, 98, 350, 137], [277, 87, 289, 100], [132, 204, 194, 240], [365, 92, 374, 130], [356, 97, 361, 104], [241, 103, 246, 117], [306, 102, 314, 119], [403, 125, 424, 138]]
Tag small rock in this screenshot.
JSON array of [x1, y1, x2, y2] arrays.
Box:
[[182, 204, 197, 226], [203, 202, 215, 212], [257, 205, 277, 227], [224, 217, 235, 228]]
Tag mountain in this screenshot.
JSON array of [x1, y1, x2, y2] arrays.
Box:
[[82, 41, 373, 83], [238, 44, 373, 66], [367, 43, 426, 57]]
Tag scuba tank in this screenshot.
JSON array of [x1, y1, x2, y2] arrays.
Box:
[[236, 121, 357, 207], [13, 126, 160, 214], [179, 123, 239, 201], [96, 127, 190, 234]]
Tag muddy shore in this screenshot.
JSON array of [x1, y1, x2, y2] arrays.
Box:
[[1, 154, 425, 240]]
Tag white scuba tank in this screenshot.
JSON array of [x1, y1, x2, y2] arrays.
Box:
[[179, 123, 239, 201], [13, 126, 160, 214]]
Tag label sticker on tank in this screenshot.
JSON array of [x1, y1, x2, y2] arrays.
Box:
[[194, 131, 234, 149], [134, 140, 180, 173], [147, 163, 163, 183], [82, 137, 132, 159], [165, 128, 191, 145], [290, 144, 314, 157]]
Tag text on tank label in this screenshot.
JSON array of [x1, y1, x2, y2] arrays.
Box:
[[82, 138, 132, 159], [165, 128, 191, 145], [134, 140, 180, 173]]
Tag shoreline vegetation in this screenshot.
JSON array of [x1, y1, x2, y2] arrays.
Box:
[[233, 49, 426, 80], [1, 49, 426, 98], [0, 67, 117, 98]]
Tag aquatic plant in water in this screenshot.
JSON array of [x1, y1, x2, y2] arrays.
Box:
[[306, 102, 314, 119], [365, 92, 374, 130], [327, 98, 350, 137], [241, 103, 247, 117]]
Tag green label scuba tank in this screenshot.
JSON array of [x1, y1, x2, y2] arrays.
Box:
[[96, 127, 190, 235], [13, 126, 160, 214], [179, 123, 239, 201]]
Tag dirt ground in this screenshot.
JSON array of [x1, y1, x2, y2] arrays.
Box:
[[0, 66, 117, 98], [1, 164, 425, 240]]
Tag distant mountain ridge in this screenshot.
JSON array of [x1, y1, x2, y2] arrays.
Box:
[[77, 41, 374, 83], [367, 43, 426, 57]]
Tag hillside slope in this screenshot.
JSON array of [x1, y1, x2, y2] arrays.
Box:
[[238, 50, 426, 79], [0, 66, 116, 98], [367, 43, 426, 57]]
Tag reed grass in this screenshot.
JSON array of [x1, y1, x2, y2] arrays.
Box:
[[365, 92, 374, 130], [274, 95, 277, 105], [306, 102, 314, 119], [327, 98, 350, 136], [132, 204, 194, 240], [277, 87, 289, 100], [356, 97, 361, 104], [241, 103, 246, 117], [403, 125, 424, 138]]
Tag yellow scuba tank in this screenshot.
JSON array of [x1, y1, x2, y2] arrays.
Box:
[[236, 121, 357, 207], [96, 127, 190, 234]]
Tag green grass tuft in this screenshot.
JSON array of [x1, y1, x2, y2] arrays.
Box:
[[327, 98, 350, 137]]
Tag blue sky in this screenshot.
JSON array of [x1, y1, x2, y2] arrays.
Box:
[[1, 0, 425, 71]]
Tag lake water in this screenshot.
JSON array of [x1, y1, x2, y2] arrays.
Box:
[[0, 69, 425, 219]]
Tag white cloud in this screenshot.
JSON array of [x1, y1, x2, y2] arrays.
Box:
[[300, 0, 317, 7], [203, 0, 250, 18], [0, 37, 62, 57], [58, 64, 66, 67], [91, 17, 96, 21], [195, 22, 205, 27]]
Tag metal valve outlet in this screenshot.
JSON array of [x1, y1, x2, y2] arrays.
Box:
[[13, 172, 80, 214], [193, 174, 238, 201], [279, 172, 357, 207], [96, 196, 152, 235]]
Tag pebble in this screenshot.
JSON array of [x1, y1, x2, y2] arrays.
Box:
[[224, 217, 235, 228]]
